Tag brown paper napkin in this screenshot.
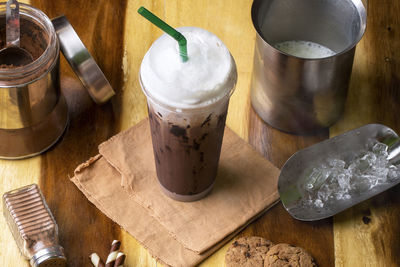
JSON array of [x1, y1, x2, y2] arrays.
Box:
[[98, 119, 280, 253], [72, 155, 269, 267], [71, 118, 280, 266]]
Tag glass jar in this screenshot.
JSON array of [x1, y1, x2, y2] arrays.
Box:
[[0, 3, 68, 159], [3, 184, 66, 267]]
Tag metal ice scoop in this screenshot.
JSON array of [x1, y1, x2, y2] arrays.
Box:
[[0, 0, 33, 66], [278, 124, 400, 221]]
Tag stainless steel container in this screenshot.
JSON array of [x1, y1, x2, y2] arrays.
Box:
[[0, 3, 67, 159], [250, 0, 367, 134]]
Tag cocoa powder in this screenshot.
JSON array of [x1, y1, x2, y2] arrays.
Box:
[[0, 15, 48, 62]]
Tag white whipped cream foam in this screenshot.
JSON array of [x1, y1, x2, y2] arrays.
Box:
[[140, 27, 237, 109]]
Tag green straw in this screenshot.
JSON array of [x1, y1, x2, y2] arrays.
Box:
[[138, 6, 188, 62]]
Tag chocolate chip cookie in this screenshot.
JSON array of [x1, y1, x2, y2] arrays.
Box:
[[225, 236, 274, 267], [264, 243, 317, 267]]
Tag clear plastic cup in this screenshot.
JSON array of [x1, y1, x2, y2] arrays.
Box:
[[140, 28, 237, 201]]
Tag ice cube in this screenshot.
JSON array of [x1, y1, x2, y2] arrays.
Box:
[[372, 142, 388, 157], [371, 167, 389, 184], [314, 199, 324, 208], [388, 165, 400, 181], [342, 194, 351, 200], [304, 167, 330, 191], [363, 174, 379, 187], [347, 162, 357, 174], [351, 174, 373, 193], [374, 155, 389, 170], [316, 183, 336, 202], [337, 173, 351, 190], [351, 152, 377, 175], [329, 159, 346, 169], [298, 137, 398, 211], [362, 152, 377, 165]]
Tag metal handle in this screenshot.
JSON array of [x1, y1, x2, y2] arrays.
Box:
[[387, 138, 400, 163], [6, 0, 20, 47]]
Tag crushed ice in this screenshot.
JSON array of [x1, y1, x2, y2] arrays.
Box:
[[299, 139, 400, 209]]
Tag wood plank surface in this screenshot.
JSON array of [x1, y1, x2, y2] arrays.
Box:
[[332, 0, 400, 266], [247, 109, 334, 267], [0, 0, 398, 267], [31, 0, 129, 266]]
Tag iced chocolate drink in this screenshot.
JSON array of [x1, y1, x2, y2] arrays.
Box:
[[140, 27, 237, 201]]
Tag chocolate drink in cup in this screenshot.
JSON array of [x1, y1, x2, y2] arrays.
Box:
[[146, 92, 230, 200], [140, 26, 237, 202]]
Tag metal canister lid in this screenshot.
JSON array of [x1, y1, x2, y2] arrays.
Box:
[[30, 245, 67, 267], [51, 15, 115, 104]]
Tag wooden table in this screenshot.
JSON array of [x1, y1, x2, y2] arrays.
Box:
[[0, 0, 399, 266]]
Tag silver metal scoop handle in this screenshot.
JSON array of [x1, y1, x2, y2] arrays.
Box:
[[387, 138, 400, 163], [6, 0, 20, 47]]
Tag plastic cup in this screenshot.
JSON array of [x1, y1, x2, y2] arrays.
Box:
[[139, 27, 237, 202]]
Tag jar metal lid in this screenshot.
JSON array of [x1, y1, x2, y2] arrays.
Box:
[[51, 15, 115, 104], [30, 245, 67, 267]]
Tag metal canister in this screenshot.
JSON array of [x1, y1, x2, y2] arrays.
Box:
[[0, 3, 67, 159], [250, 0, 367, 134]]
